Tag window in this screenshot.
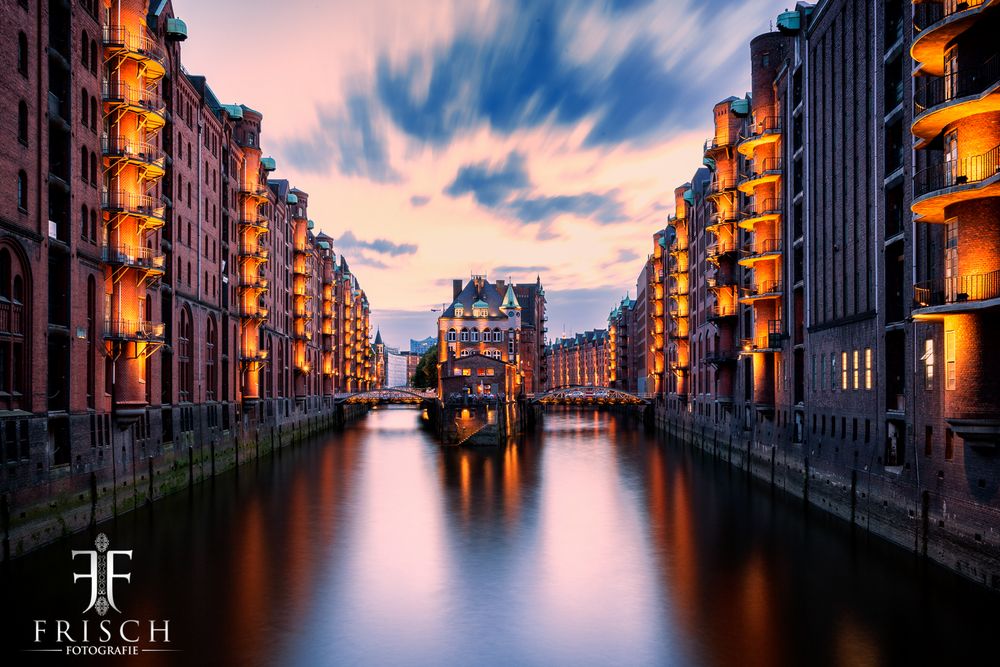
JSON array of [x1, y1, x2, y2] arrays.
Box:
[[90, 152, 97, 185], [923, 338, 934, 389], [446, 329, 456, 342], [830, 353, 835, 391], [17, 171, 27, 212], [81, 31, 89, 68], [944, 330, 956, 390], [81, 205, 89, 239], [18, 32, 28, 77], [864, 348, 872, 390], [460, 328, 469, 342], [81, 88, 89, 126], [178, 307, 193, 402], [206, 317, 217, 401], [18, 101, 28, 145], [462, 368, 471, 376], [0, 245, 30, 410], [852, 350, 859, 389], [944, 428, 954, 461], [470, 330, 479, 342], [841, 352, 848, 390], [80, 146, 88, 182]]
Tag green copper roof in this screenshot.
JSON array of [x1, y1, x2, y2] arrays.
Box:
[[683, 189, 694, 206], [472, 299, 489, 309], [730, 97, 750, 116], [501, 284, 520, 310], [221, 104, 243, 119], [286, 193, 298, 205], [165, 18, 188, 41], [261, 156, 276, 171], [307, 219, 315, 230]]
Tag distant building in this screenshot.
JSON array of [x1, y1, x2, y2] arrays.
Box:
[[545, 330, 609, 389], [410, 337, 436, 355]]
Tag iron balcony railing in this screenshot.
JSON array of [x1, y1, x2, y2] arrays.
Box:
[[238, 243, 269, 261], [707, 303, 738, 320], [706, 243, 738, 259], [101, 244, 166, 270], [102, 190, 166, 221], [707, 275, 738, 289], [913, 1, 986, 34], [101, 26, 166, 67], [747, 280, 783, 296], [913, 269, 1000, 308], [745, 238, 783, 256], [705, 348, 739, 364], [704, 135, 736, 152], [914, 142, 1000, 198], [741, 116, 781, 141], [101, 135, 164, 167], [101, 79, 160, 111], [709, 177, 739, 193], [744, 197, 782, 218], [742, 157, 783, 180], [914, 55, 1000, 115], [104, 319, 165, 341]]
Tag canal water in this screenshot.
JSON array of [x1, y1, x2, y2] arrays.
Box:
[[2, 407, 996, 666]]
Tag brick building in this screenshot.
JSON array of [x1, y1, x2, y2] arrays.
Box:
[[545, 329, 608, 389], [0, 0, 373, 558]]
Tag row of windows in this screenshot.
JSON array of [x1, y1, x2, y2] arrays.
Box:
[[810, 348, 873, 392], [455, 367, 496, 377], [446, 328, 510, 342], [923, 334, 957, 391]]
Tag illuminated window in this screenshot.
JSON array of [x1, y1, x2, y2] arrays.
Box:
[[487, 368, 495, 376], [462, 368, 471, 376], [841, 352, 848, 390], [830, 353, 835, 391], [460, 328, 469, 342], [864, 348, 872, 390], [923, 338, 934, 389], [470, 329, 479, 342], [852, 350, 859, 389], [944, 330, 956, 390], [477, 368, 486, 376], [454, 306, 463, 317], [446, 329, 456, 342]]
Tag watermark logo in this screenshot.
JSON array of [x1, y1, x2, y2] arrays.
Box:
[[72, 533, 131, 616], [24, 532, 177, 657]]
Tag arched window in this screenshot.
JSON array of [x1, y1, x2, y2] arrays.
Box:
[[446, 328, 456, 342], [89, 209, 97, 241], [81, 204, 88, 239], [0, 243, 31, 410], [90, 41, 97, 74], [87, 276, 95, 409], [90, 152, 97, 185], [493, 328, 502, 342], [81, 88, 88, 126], [16, 171, 27, 211], [17, 32, 27, 77], [90, 97, 97, 131], [17, 101, 28, 145], [206, 316, 217, 401], [81, 31, 89, 68], [80, 146, 88, 182], [178, 306, 193, 402], [470, 329, 479, 342]]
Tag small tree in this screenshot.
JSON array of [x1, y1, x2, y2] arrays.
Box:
[[411, 344, 438, 389]]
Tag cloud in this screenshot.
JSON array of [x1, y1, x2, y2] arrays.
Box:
[[444, 152, 626, 226], [410, 195, 431, 207], [337, 230, 418, 256], [372, 0, 707, 149], [493, 264, 550, 275], [282, 95, 399, 182], [508, 191, 625, 224], [605, 248, 639, 265], [443, 152, 530, 207]]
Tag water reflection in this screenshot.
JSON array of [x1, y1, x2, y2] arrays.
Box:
[[1, 407, 996, 666]]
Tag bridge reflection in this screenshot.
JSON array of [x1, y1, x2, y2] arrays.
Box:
[[531, 385, 651, 406]]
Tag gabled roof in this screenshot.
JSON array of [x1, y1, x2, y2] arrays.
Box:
[[501, 284, 520, 310], [441, 277, 506, 319]]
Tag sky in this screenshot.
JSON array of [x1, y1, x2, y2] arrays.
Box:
[[175, 0, 788, 350]]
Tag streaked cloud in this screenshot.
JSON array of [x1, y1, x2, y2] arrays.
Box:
[[336, 230, 418, 256]]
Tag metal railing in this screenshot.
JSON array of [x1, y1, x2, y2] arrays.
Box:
[[745, 237, 783, 256], [707, 275, 738, 289], [709, 177, 739, 193], [913, 1, 986, 34], [104, 319, 165, 340], [101, 26, 166, 66], [744, 197, 782, 218], [102, 190, 165, 220], [914, 142, 1000, 197], [101, 244, 165, 270], [238, 243, 269, 260], [913, 269, 1000, 308], [748, 280, 783, 296], [101, 79, 160, 111], [706, 242, 737, 259], [742, 115, 781, 141], [915, 55, 1000, 114], [742, 157, 783, 180]]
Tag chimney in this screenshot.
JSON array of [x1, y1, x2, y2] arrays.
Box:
[[496, 279, 505, 294], [453, 279, 463, 299]]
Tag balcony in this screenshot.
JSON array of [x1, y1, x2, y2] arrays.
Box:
[[706, 177, 739, 202], [104, 319, 165, 342], [706, 242, 738, 263], [238, 183, 270, 201], [100, 80, 165, 130], [913, 269, 1000, 316], [913, 55, 1000, 147], [238, 243, 269, 262], [738, 238, 783, 266], [239, 276, 269, 292], [240, 350, 269, 371], [242, 306, 269, 322], [741, 280, 784, 302], [705, 348, 739, 365], [102, 190, 166, 228], [706, 275, 738, 290], [737, 116, 782, 157], [239, 216, 269, 232], [703, 134, 737, 155], [0, 301, 26, 335], [707, 303, 738, 322], [912, 1, 996, 76], [101, 136, 166, 179], [740, 197, 782, 229], [102, 245, 166, 274], [737, 157, 783, 194], [705, 211, 739, 233], [101, 26, 167, 80], [912, 142, 1000, 222]]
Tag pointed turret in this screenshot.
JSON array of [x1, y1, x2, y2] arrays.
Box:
[[374, 328, 383, 346], [500, 283, 521, 312]]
